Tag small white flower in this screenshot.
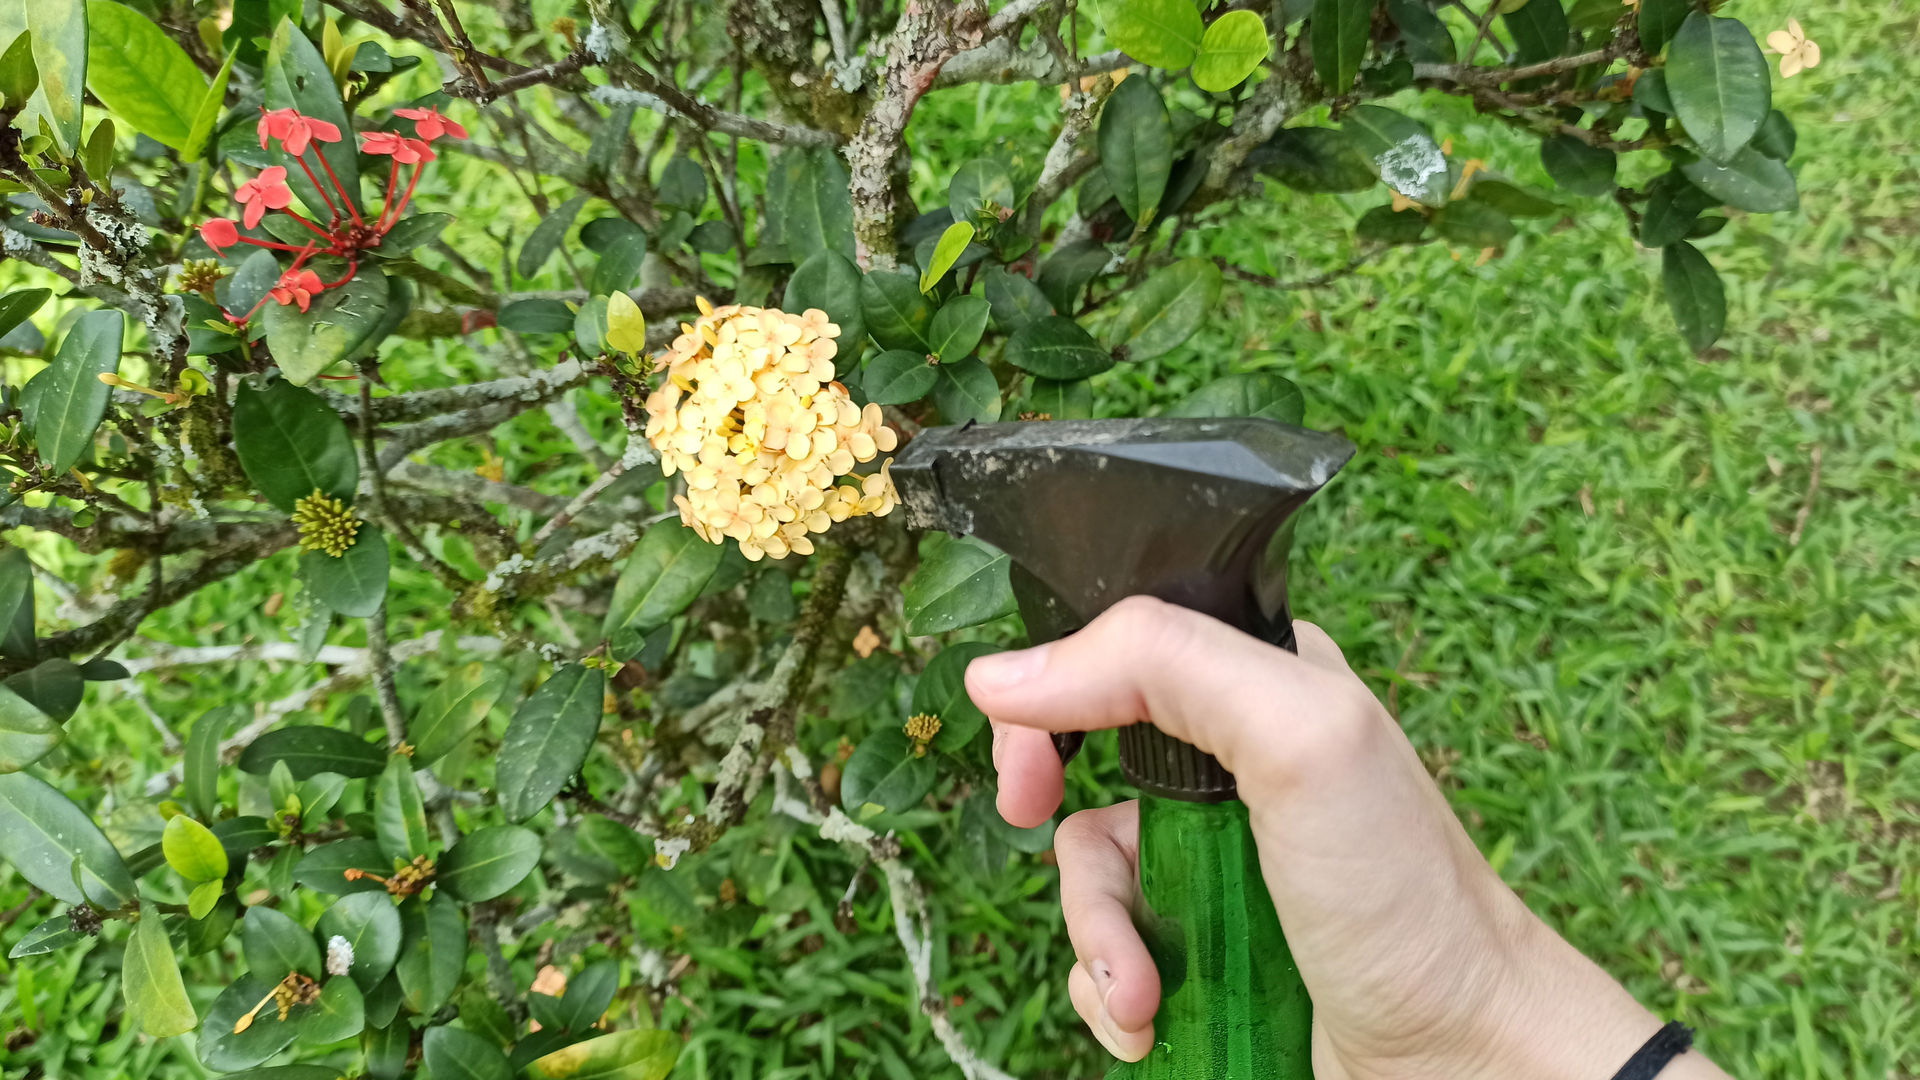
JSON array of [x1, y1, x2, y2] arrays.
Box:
[[325, 935, 354, 977], [654, 837, 691, 870]]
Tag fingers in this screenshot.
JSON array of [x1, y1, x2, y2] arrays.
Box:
[[992, 722, 1063, 828], [1056, 803, 1157, 1061], [1291, 619, 1351, 674]]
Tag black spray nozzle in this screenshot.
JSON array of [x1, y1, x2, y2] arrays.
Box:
[[892, 416, 1356, 801]]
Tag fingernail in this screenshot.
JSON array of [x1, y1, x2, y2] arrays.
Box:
[[1090, 1001, 1150, 1063], [968, 645, 1050, 690]]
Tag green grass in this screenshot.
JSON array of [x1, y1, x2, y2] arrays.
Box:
[[5, 0, 1917, 1076]]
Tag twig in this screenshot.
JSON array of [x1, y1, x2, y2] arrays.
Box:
[[587, 84, 843, 147], [1414, 45, 1623, 85], [1214, 250, 1381, 290], [528, 435, 655, 546], [1788, 444, 1822, 547], [364, 601, 409, 748]]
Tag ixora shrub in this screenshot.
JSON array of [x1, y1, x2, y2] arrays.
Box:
[[0, 0, 1807, 1074]]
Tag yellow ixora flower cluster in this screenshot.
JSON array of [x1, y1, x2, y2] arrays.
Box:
[[645, 299, 899, 561]]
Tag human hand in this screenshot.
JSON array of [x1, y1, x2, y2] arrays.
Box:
[[966, 597, 1728, 1080]]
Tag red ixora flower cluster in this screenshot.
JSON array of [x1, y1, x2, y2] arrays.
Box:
[[199, 106, 466, 320]]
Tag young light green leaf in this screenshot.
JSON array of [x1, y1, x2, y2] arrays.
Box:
[[297, 524, 388, 618], [530, 1028, 680, 1080], [0, 771, 138, 906], [231, 380, 358, 513], [437, 825, 543, 901], [21, 310, 122, 476], [84, 0, 209, 150], [920, 221, 976, 294], [930, 355, 1002, 424], [1311, 0, 1372, 91], [1098, 75, 1173, 226], [187, 878, 225, 919], [603, 524, 725, 640], [1109, 257, 1220, 360], [263, 270, 391, 386], [1193, 10, 1272, 92], [1099, 0, 1203, 69], [1666, 12, 1770, 163], [314, 891, 404, 991], [125, 904, 198, 1037], [409, 663, 506, 765], [926, 295, 990, 360], [26, 0, 86, 153], [497, 665, 605, 823], [904, 536, 1015, 635], [243, 905, 322, 983], [0, 684, 60, 773], [862, 350, 940, 404], [163, 814, 229, 882], [373, 755, 429, 863], [1662, 241, 1725, 352], [1006, 316, 1114, 379]]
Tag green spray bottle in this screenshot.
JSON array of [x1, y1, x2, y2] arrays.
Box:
[[893, 416, 1354, 1080]]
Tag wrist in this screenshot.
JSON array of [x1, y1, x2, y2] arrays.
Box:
[[1469, 914, 1666, 1080]]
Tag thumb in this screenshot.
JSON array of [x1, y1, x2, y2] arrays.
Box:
[[963, 596, 1337, 780]]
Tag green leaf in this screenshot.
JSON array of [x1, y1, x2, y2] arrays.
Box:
[[1098, 75, 1172, 226], [426, 1025, 513, 1080], [912, 642, 1002, 751], [378, 212, 453, 257], [125, 903, 198, 1037], [1343, 106, 1452, 207], [981, 268, 1052, 332], [518, 194, 589, 278], [1750, 109, 1795, 161], [1633, 67, 1673, 114], [201, 974, 298, 1069], [0, 771, 137, 906], [298, 524, 388, 618], [530, 1028, 679, 1080], [373, 755, 429, 863], [231, 380, 358, 512], [781, 146, 856, 260], [315, 891, 404, 991], [209, 1069, 347, 1080], [26, 0, 86, 153], [183, 46, 237, 161], [573, 294, 610, 356], [1386, 0, 1455, 62], [1193, 10, 1272, 92], [83, 0, 207, 150], [409, 663, 506, 765], [592, 232, 649, 294], [1109, 257, 1219, 360], [930, 355, 1002, 424], [263, 270, 392, 386], [904, 537, 1015, 635], [783, 251, 866, 361], [213, 816, 280, 859], [949, 159, 1017, 225], [1501, 0, 1569, 64], [0, 288, 51, 340], [396, 893, 466, 1016], [1006, 316, 1113, 379], [1637, 0, 1687, 55], [1311, 0, 1371, 91], [182, 706, 237, 821], [21, 310, 122, 476], [237, 725, 385, 779], [1662, 241, 1724, 352], [0, 547, 32, 665], [927, 295, 989, 360], [1038, 241, 1114, 312], [1639, 171, 1717, 247], [603, 524, 725, 641], [438, 825, 542, 902], [1431, 200, 1516, 248], [187, 878, 225, 919], [1022, 377, 1094, 419], [1679, 146, 1798, 212], [1465, 176, 1558, 218], [1167, 371, 1305, 424], [293, 838, 390, 895], [840, 728, 937, 817], [497, 665, 606, 823], [243, 905, 322, 982], [1666, 12, 1770, 163], [162, 814, 228, 882], [264, 17, 359, 218], [498, 299, 577, 334], [556, 961, 620, 1031], [1099, 0, 1203, 69], [0, 30, 37, 111], [1539, 134, 1616, 196], [297, 978, 364, 1045], [1251, 126, 1380, 193], [862, 350, 939, 405], [0, 684, 59, 773], [859, 268, 935, 351], [920, 221, 976, 294], [9, 914, 84, 959]]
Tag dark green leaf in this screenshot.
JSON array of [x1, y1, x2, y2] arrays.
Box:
[[1502, 0, 1569, 64], [593, 233, 649, 294], [1355, 203, 1429, 244], [1006, 316, 1113, 379], [212, 816, 279, 859], [1193, 10, 1272, 92], [201, 974, 297, 1069], [1387, 0, 1455, 62], [0, 771, 137, 906], [243, 905, 321, 983], [1311, 0, 1372, 91], [0, 684, 59, 772], [657, 154, 706, 210], [840, 728, 937, 817], [1022, 377, 1095, 419], [1639, 171, 1717, 247], [0, 288, 50, 341], [9, 914, 84, 958], [426, 1025, 513, 1080], [409, 663, 506, 765], [1667, 12, 1770, 162], [781, 146, 855, 259], [263, 269, 392, 386], [0, 547, 31, 664], [949, 159, 1017, 225], [377, 212, 452, 256], [912, 642, 1002, 751], [396, 893, 466, 1016], [1037, 241, 1113, 313], [1750, 109, 1795, 161], [1662, 241, 1724, 352], [315, 890, 403, 991], [1342, 106, 1450, 206], [1634, 67, 1673, 114], [293, 839, 390, 894], [182, 706, 238, 821], [22, 309, 122, 476], [232, 379, 358, 512], [559, 961, 621, 1030], [298, 524, 388, 618], [1167, 371, 1306, 424], [1099, 0, 1203, 68], [497, 665, 605, 823], [1679, 145, 1798, 212], [373, 754, 429, 862], [573, 295, 609, 356], [1109, 257, 1220, 360], [1539, 134, 1616, 196], [364, 1021, 410, 1080], [84, 0, 207, 150], [904, 537, 1014, 635], [581, 218, 645, 254], [859, 268, 935, 350], [1687, 215, 1728, 238], [528, 1028, 679, 1080], [784, 251, 867, 361], [237, 725, 385, 779], [1098, 75, 1173, 225], [1465, 177, 1559, 217], [1431, 200, 1516, 248], [862, 350, 939, 404], [263, 17, 358, 220], [296, 978, 363, 1044], [982, 268, 1053, 332], [931, 355, 1002, 424], [927, 295, 990, 360], [498, 299, 578, 334], [437, 825, 542, 901], [519, 194, 589, 278], [125, 902, 198, 1036], [603, 524, 725, 640], [1638, 0, 1688, 55]]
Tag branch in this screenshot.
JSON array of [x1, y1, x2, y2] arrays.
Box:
[[365, 601, 409, 747], [527, 435, 656, 547], [1414, 44, 1622, 85], [1022, 76, 1114, 233], [1214, 250, 1381, 291], [587, 84, 843, 147], [935, 43, 1127, 88]]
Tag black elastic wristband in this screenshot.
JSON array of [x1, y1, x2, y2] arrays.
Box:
[[1611, 1021, 1695, 1080]]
